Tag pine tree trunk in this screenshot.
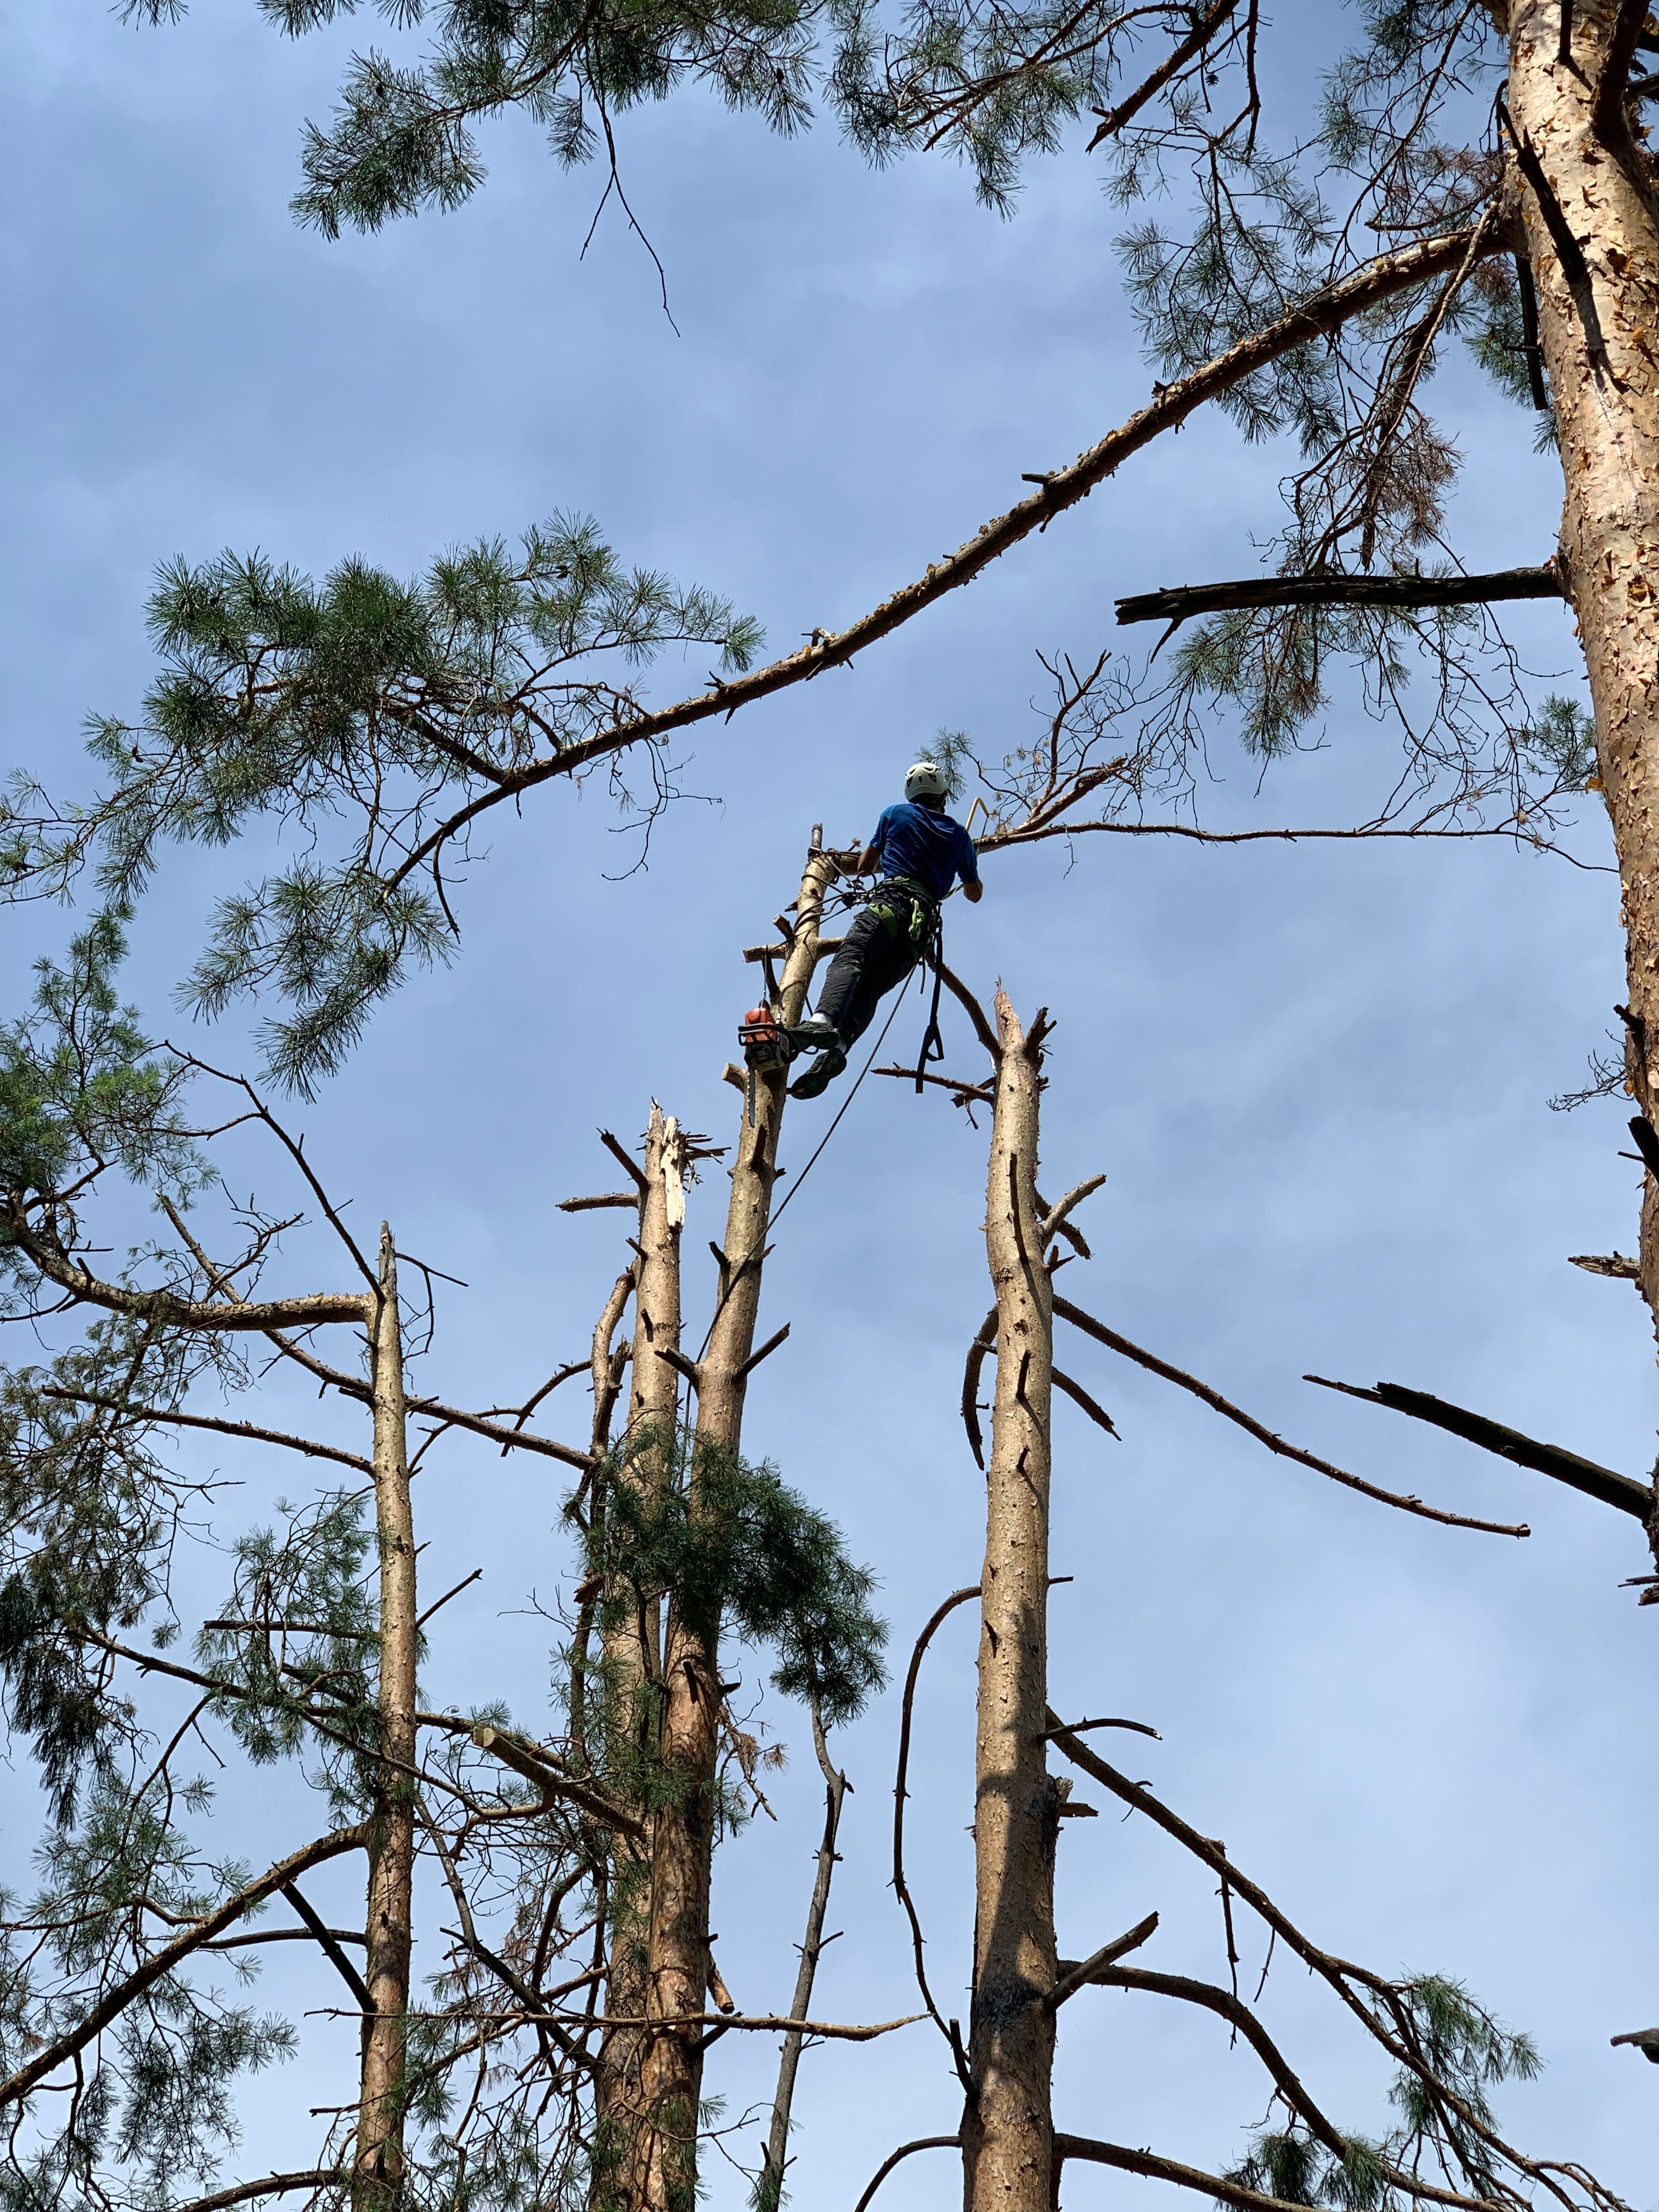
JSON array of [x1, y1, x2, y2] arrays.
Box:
[[1507, 4, 1659, 1410], [629, 831, 840, 2212], [355, 1228, 416, 2208], [595, 1107, 688, 2209], [961, 994, 1057, 2212]]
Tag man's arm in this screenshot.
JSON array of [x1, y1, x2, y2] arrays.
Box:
[[855, 843, 881, 874], [958, 821, 983, 901]]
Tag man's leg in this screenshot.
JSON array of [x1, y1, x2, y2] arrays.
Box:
[[791, 912, 917, 1097], [812, 911, 891, 1049]]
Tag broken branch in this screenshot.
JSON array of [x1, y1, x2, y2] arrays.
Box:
[[1115, 564, 1562, 630], [1047, 1909, 1160, 2006], [1052, 1297, 1530, 1538], [1302, 1375, 1652, 1522]]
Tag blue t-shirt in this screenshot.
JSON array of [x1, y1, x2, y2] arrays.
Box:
[[871, 800, 979, 902]]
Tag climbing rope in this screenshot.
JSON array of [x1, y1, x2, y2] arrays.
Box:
[[770, 961, 917, 1233], [693, 962, 921, 1364]]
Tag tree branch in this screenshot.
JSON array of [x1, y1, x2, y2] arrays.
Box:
[[0, 1823, 370, 2106], [0, 1206, 366, 1335], [1039, 1716, 1579, 2207], [933, 955, 1002, 1064], [1055, 2135, 1509, 2212], [163, 2175, 348, 2212], [894, 1587, 981, 2041], [38, 1386, 373, 1475], [1302, 1375, 1653, 1522], [733, 1322, 789, 1383], [469, 1724, 646, 1837], [1086, 0, 1246, 149], [1051, 1297, 1530, 1537], [1092, 1965, 1343, 2142], [851, 2136, 962, 2212], [381, 228, 1495, 899], [598, 1130, 649, 1194], [1115, 563, 1564, 630], [1040, 1174, 1105, 1251], [1052, 1365, 1119, 1439], [1047, 1910, 1159, 2006], [278, 1880, 373, 2013], [962, 1306, 997, 1470], [874, 1064, 996, 1103]]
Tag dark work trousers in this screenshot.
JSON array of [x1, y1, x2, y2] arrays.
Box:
[[814, 891, 932, 1049]]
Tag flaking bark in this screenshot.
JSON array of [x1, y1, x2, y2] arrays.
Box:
[[595, 1105, 688, 2207], [961, 993, 1058, 2212], [1507, 5, 1659, 1453]]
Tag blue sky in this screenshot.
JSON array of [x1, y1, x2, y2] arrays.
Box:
[[3, 4, 1656, 2207]]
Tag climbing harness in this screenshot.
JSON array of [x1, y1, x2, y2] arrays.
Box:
[[912, 906, 946, 1094]]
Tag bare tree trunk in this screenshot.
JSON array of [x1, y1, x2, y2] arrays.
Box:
[[961, 994, 1057, 2212], [757, 1692, 850, 2211], [1507, 3, 1659, 1401], [630, 831, 840, 2212], [356, 1229, 416, 2208], [595, 1107, 687, 2208]]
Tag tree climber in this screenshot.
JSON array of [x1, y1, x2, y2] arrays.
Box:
[[788, 761, 983, 1099]]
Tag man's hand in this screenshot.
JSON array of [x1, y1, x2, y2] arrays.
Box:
[[963, 878, 984, 904]]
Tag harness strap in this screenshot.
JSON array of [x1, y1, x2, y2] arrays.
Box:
[[868, 876, 938, 948], [913, 907, 946, 1093]]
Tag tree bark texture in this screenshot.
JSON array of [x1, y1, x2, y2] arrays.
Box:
[[961, 994, 1058, 2212], [355, 1231, 415, 2207], [595, 1107, 687, 2207], [629, 831, 840, 2212], [1507, 3, 1659, 1419]]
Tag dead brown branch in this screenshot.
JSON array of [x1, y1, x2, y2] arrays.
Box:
[[37, 1386, 373, 1474], [1047, 1910, 1160, 2006], [1087, 0, 1246, 149], [1115, 563, 1563, 630], [1302, 1375, 1653, 1521], [1052, 1366, 1119, 1438], [962, 1306, 997, 1471], [893, 1587, 981, 2039], [851, 2135, 963, 2212], [1051, 1297, 1530, 1537], [380, 228, 1493, 902], [163, 2174, 348, 2212]]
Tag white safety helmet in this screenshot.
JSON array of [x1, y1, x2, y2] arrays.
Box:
[[905, 759, 950, 803]]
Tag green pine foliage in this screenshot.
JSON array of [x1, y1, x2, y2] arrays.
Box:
[[195, 1491, 384, 1820], [1224, 1976, 1544, 2212], [0, 950, 887, 2204], [0, 912, 204, 1264], [32, 8, 1590, 1087], [122, 0, 1213, 228], [4, 517, 760, 1094], [0, 1317, 242, 1823], [593, 1425, 888, 1730]]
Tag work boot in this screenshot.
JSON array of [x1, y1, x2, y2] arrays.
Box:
[[788, 1015, 842, 1051], [789, 1046, 847, 1099]]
